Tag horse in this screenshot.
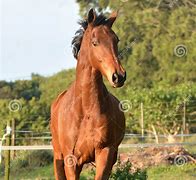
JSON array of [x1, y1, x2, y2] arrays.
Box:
[[50, 8, 126, 180]]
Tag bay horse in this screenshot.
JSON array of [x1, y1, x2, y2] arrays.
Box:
[[50, 9, 126, 180]]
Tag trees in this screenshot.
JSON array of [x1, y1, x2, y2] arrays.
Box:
[[74, 0, 196, 134], [0, 70, 75, 139], [0, 0, 195, 136], [76, 0, 196, 87]]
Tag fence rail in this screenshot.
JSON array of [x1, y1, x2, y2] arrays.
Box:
[[1, 133, 196, 141], [1, 142, 196, 151]]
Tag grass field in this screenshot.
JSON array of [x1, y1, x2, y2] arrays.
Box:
[[147, 164, 196, 180], [0, 163, 195, 180]]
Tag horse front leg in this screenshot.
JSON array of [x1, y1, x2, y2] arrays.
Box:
[[95, 147, 118, 180], [63, 154, 83, 180], [54, 152, 66, 180]]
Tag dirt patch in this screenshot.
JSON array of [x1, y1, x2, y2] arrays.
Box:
[[119, 146, 196, 171]]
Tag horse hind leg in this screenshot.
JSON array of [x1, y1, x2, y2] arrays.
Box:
[[54, 152, 66, 180]]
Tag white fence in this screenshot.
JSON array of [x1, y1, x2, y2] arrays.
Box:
[[1, 142, 196, 151], [0, 133, 196, 151]]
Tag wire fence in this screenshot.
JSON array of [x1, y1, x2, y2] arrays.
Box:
[[0, 99, 195, 152], [1, 132, 196, 140], [0, 133, 196, 150], [1, 142, 196, 151]]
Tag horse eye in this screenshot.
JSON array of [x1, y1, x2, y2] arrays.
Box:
[[92, 41, 99, 47]]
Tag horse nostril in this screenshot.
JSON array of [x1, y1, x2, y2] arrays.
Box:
[[117, 72, 126, 84], [112, 72, 126, 85], [118, 74, 124, 83], [112, 73, 118, 84]]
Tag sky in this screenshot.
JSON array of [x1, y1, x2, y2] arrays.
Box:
[[0, 0, 80, 81]]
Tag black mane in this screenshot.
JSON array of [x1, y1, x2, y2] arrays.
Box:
[[71, 12, 108, 59]]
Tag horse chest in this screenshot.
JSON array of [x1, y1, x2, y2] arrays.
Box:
[[80, 115, 113, 148]]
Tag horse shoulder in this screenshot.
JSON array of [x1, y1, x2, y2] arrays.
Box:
[[51, 90, 67, 110], [51, 82, 76, 116]]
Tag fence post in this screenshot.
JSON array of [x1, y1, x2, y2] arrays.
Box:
[[4, 121, 11, 180], [11, 119, 15, 159], [140, 103, 144, 139], [182, 100, 186, 142], [183, 100, 186, 133]]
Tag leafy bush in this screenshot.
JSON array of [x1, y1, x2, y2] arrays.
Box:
[[111, 161, 147, 180], [0, 163, 4, 176], [11, 150, 53, 173], [27, 150, 53, 167], [13, 158, 28, 169]]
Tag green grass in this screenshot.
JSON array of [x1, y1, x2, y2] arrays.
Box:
[[0, 164, 195, 180], [147, 164, 196, 180], [0, 165, 54, 180], [0, 164, 93, 180]]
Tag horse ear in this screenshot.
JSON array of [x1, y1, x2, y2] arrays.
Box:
[[107, 10, 118, 28], [88, 8, 96, 24]]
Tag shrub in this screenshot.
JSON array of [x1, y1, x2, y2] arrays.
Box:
[[111, 161, 147, 180], [13, 158, 29, 169], [0, 163, 4, 176], [11, 150, 53, 173], [27, 150, 53, 167]]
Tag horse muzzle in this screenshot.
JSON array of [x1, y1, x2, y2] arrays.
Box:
[[112, 71, 126, 88]]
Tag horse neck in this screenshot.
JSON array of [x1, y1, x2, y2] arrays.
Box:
[[75, 47, 108, 112]]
